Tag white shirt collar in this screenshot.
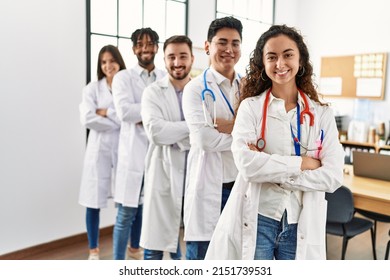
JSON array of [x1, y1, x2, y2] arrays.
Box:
[[209, 66, 240, 86]]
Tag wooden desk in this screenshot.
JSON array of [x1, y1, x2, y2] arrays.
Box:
[[343, 165, 390, 216]]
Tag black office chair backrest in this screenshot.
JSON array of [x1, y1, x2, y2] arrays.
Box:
[[325, 185, 354, 224]]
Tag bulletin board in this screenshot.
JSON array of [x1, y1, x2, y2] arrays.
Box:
[[319, 52, 387, 100]]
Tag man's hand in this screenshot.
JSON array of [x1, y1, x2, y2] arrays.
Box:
[[215, 118, 234, 134], [301, 156, 321, 171]]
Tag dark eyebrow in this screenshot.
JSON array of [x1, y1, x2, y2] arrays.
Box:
[[265, 48, 295, 56], [167, 52, 189, 56], [216, 38, 241, 43]]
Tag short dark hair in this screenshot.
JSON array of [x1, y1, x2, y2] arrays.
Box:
[[163, 35, 193, 54], [207, 16, 243, 42], [131, 27, 159, 46], [97, 45, 126, 80]]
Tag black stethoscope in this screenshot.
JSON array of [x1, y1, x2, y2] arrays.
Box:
[[256, 88, 317, 155], [201, 68, 239, 127]]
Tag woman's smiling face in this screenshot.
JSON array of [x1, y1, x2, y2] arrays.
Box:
[[263, 34, 300, 87]]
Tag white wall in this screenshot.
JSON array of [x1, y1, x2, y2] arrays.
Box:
[[0, 0, 116, 255], [0, 0, 217, 257], [187, 0, 215, 71], [275, 0, 390, 133], [2, 0, 390, 256], [0, 0, 218, 257]]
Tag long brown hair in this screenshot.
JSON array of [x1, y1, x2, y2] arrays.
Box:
[[97, 45, 126, 80], [239, 25, 325, 110]]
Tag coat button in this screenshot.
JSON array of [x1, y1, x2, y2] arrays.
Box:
[[289, 178, 295, 184], [244, 223, 248, 227], [300, 235, 304, 240]]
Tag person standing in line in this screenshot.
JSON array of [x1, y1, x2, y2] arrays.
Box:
[[112, 28, 166, 260], [140, 35, 194, 260], [79, 45, 126, 260], [127, 202, 143, 259], [182, 16, 243, 260], [205, 25, 344, 260]]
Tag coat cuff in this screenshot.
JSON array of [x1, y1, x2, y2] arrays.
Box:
[[286, 155, 302, 176]]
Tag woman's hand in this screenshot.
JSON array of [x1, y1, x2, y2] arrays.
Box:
[[96, 108, 108, 117], [301, 156, 321, 171], [247, 143, 259, 152]]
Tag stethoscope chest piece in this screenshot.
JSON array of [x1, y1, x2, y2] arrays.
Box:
[[256, 138, 266, 151], [255, 88, 315, 153]]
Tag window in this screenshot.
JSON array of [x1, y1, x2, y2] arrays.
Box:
[[86, 0, 188, 82], [216, 0, 275, 74]]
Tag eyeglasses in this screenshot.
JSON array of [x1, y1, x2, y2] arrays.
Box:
[[134, 41, 156, 49], [211, 40, 241, 52]]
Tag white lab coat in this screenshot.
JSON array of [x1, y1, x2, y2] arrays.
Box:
[[79, 78, 120, 209], [205, 92, 345, 260], [182, 68, 240, 241], [140, 76, 190, 252], [112, 65, 166, 207]]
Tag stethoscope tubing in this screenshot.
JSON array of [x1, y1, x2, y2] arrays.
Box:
[[201, 70, 217, 127], [201, 68, 237, 128], [256, 88, 315, 153], [201, 92, 217, 128], [293, 137, 321, 151]]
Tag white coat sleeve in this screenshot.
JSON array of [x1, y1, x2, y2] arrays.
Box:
[[106, 107, 121, 126], [112, 72, 142, 124], [182, 81, 232, 152], [176, 138, 191, 151], [79, 83, 120, 131], [281, 107, 345, 193], [232, 99, 302, 184], [232, 99, 344, 193], [141, 86, 189, 146]]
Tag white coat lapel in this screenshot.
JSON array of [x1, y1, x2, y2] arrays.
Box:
[[134, 73, 146, 90], [166, 80, 182, 122]]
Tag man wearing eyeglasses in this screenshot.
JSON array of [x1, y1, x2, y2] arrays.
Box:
[[112, 27, 166, 260], [182, 16, 243, 260]]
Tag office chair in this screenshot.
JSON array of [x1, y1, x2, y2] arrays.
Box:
[[355, 208, 390, 260], [325, 185, 377, 260]]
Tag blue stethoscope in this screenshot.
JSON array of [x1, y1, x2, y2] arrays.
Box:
[[201, 68, 239, 127], [289, 102, 324, 156], [256, 88, 323, 156]]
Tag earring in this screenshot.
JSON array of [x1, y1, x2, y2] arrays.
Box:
[[260, 69, 268, 81], [297, 66, 305, 77], [206, 50, 210, 55]]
